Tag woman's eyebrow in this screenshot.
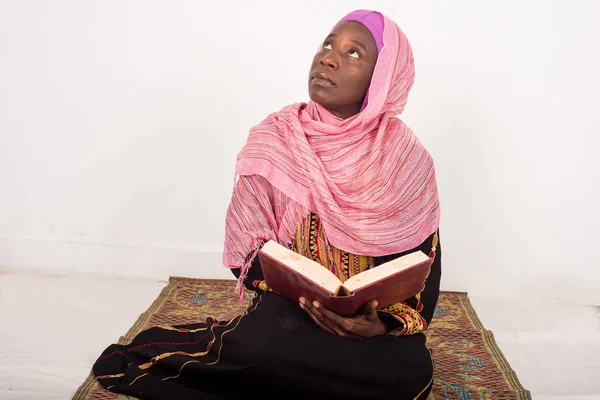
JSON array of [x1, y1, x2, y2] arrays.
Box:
[[351, 39, 367, 52], [325, 33, 368, 53]]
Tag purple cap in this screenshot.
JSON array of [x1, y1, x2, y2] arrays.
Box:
[[337, 10, 384, 54]]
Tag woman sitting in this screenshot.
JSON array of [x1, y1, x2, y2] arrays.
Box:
[[93, 9, 441, 400]]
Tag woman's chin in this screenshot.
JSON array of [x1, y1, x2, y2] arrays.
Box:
[[308, 91, 332, 109]]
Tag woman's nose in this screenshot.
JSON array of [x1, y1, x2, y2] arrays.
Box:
[[320, 51, 339, 69]]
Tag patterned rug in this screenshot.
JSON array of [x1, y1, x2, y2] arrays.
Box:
[[73, 277, 531, 399]]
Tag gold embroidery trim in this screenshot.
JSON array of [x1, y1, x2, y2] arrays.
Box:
[[100, 294, 264, 383], [383, 302, 428, 336]]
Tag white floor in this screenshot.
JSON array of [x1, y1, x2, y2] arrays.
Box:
[[0, 269, 599, 399]]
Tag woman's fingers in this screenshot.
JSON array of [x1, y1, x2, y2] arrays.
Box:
[[315, 303, 355, 333], [300, 298, 336, 335], [363, 299, 379, 314], [300, 298, 327, 324], [298, 297, 386, 338], [299, 298, 357, 337], [309, 311, 337, 335]]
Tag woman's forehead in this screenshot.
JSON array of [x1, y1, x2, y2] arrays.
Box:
[[328, 21, 377, 52]]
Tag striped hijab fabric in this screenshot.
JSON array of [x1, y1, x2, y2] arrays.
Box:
[[223, 10, 440, 286]]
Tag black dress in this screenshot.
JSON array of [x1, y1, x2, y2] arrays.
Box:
[[92, 215, 441, 400]]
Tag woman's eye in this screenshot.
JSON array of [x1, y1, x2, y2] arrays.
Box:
[[348, 50, 360, 59], [323, 42, 332, 50]]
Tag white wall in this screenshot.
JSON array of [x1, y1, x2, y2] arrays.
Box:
[[1, 0, 598, 304]]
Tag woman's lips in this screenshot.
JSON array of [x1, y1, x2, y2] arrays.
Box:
[[312, 72, 336, 87]]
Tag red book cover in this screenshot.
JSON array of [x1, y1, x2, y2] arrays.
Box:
[[258, 245, 432, 317], [345, 260, 432, 314]]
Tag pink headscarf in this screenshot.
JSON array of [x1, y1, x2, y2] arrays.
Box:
[[224, 10, 440, 294]]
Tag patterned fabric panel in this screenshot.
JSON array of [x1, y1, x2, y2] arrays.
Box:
[[292, 212, 427, 335], [385, 302, 428, 336], [292, 212, 374, 282]]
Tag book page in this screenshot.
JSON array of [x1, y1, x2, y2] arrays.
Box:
[[261, 241, 343, 294], [343, 251, 430, 292]]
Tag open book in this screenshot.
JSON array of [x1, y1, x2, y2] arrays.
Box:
[[258, 240, 433, 317]]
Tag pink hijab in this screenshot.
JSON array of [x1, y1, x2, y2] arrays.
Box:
[[224, 10, 440, 293]]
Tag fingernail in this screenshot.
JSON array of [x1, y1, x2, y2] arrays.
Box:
[[313, 301, 319, 308], [299, 298, 305, 305], [299, 302, 305, 309]]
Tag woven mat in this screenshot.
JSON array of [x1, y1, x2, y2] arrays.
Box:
[[73, 277, 531, 399]]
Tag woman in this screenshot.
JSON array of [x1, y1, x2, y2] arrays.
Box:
[[93, 10, 441, 400]]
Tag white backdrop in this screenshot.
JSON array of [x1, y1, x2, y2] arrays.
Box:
[[1, 0, 599, 303]]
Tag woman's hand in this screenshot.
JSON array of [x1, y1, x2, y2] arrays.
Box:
[[299, 297, 387, 338]]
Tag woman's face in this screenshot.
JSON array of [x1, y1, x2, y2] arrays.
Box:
[[308, 21, 378, 119]]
